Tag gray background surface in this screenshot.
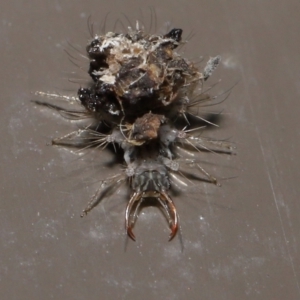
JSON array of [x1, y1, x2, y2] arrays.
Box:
[[1, 0, 300, 299]]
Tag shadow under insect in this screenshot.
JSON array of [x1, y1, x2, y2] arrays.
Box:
[[33, 23, 235, 242]]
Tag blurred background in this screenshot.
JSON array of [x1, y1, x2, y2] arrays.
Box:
[[1, 0, 300, 299]]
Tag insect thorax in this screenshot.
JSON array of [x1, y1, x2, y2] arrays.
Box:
[[131, 160, 170, 194]]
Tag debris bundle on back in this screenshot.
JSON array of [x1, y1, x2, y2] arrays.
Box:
[[34, 21, 233, 241]]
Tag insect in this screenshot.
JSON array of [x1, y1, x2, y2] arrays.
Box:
[[33, 20, 234, 241]]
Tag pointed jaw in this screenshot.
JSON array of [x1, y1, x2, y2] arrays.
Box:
[[125, 191, 178, 241]]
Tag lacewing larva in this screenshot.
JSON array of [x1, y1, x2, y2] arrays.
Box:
[[33, 19, 234, 241]]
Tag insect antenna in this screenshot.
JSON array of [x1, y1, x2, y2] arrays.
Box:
[[87, 15, 94, 38], [101, 12, 111, 34]]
